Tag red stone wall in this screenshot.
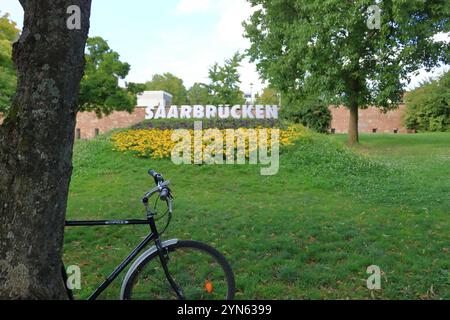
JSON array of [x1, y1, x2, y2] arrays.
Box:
[[0, 109, 146, 139], [330, 104, 407, 134], [1, 104, 409, 139], [0, 108, 146, 139], [75, 107, 146, 139]]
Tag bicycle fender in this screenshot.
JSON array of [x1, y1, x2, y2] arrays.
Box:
[[120, 239, 179, 300]]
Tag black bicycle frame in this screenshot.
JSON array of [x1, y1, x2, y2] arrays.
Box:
[[64, 217, 159, 300]]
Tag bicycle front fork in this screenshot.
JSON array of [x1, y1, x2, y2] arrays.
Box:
[[155, 240, 185, 300], [148, 212, 185, 300]]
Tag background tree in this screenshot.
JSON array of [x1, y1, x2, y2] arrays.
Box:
[[244, 0, 449, 144], [0, 0, 92, 299], [208, 53, 245, 105], [255, 87, 279, 105], [145, 72, 188, 105], [188, 82, 211, 105], [79, 36, 141, 117], [0, 13, 20, 113], [404, 71, 450, 132]]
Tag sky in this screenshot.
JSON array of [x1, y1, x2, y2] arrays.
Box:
[[1, 0, 448, 95]]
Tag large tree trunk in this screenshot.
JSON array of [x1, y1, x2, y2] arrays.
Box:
[[347, 77, 360, 145], [0, 0, 91, 299], [348, 102, 359, 145]]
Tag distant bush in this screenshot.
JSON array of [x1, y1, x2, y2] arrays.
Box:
[[294, 103, 332, 133], [282, 96, 332, 133], [404, 72, 450, 132], [132, 118, 283, 130]]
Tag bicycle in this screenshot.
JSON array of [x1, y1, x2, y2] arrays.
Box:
[[63, 169, 235, 300]]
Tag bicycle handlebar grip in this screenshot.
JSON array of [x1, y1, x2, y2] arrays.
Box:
[[148, 169, 164, 184]]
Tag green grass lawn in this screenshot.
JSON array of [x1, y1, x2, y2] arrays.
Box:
[[65, 131, 450, 300]]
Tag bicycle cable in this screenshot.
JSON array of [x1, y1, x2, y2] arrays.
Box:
[[152, 195, 172, 236]]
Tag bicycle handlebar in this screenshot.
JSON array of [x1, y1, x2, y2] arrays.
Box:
[[148, 169, 172, 202]]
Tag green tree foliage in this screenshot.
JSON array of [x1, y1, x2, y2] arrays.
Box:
[[79, 37, 141, 117], [145, 73, 188, 105], [188, 82, 211, 105], [404, 72, 450, 132], [208, 53, 245, 105], [255, 87, 279, 105], [0, 13, 20, 113], [127, 82, 147, 96], [244, 0, 449, 144]]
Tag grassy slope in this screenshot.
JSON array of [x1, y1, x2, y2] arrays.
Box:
[[65, 132, 450, 300]]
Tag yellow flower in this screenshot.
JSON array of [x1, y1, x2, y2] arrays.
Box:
[[111, 125, 308, 160]]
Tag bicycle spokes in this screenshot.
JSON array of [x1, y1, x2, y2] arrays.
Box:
[[128, 246, 230, 300]]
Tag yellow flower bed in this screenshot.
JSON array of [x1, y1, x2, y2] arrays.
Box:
[[111, 125, 308, 160]]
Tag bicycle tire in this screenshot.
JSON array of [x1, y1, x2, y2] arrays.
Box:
[[122, 240, 235, 300]]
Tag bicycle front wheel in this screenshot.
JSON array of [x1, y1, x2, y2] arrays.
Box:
[[123, 240, 235, 300]]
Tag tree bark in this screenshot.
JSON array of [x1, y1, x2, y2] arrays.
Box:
[[348, 101, 359, 145], [0, 0, 91, 299]]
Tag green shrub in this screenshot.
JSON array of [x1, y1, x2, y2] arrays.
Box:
[[282, 96, 331, 133], [404, 72, 450, 132], [132, 117, 284, 130]]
